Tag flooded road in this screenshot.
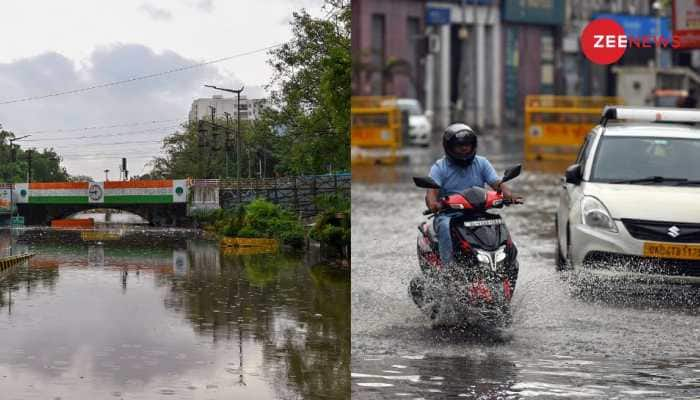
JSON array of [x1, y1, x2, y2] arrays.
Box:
[[351, 134, 700, 399], [0, 228, 349, 399]]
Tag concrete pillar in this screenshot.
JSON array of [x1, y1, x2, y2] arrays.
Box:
[[492, 9, 502, 128], [440, 23, 451, 130], [476, 21, 485, 129], [425, 51, 434, 123]]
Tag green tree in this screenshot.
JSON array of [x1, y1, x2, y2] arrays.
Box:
[[0, 129, 69, 182], [260, 0, 350, 175]]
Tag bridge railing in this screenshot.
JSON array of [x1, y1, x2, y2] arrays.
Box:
[[191, 174, 350, 217]]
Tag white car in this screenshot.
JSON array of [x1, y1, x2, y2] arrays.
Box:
[[396, 99, 432, 147], [556, 107, 700, 283]]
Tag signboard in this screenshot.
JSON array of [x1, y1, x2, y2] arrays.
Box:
[[426, 7, 450, 26], [88, 182, 105, 204], [672, 0, 700, 49], [16, 180, 188, 205], [502, 0, 565, 26], [13, 183, 28, 204], [0, 185, 11, 214], [593, 13, 672, 41], [172, 179, 188, 203]]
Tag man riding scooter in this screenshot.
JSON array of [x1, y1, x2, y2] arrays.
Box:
[[427, 123, 513, 267]]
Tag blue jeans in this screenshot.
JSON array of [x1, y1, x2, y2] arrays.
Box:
[[434, 211, 460, 266]]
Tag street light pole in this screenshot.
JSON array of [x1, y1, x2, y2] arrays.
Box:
[[204, 85, 244, 181], [7, 135, 30, 227], [104, 169, 110, 182]]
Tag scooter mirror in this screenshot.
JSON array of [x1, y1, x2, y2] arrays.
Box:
[[413, 176, 441, 189], [502, 165, 522, 183]]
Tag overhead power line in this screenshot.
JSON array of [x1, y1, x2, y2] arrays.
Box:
[[0, 44, 282, 105], [14, 118, 184, 136], [46, 140, 163, 150], [22, 125, 182, 142]]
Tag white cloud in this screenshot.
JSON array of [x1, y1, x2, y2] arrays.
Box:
[[0, 0, 324, 179], [194, 0, 214, 13], [0, 45, 252, 179], [139, 3, 173, 21]]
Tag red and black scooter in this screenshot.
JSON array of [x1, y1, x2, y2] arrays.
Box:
[[410, 165, 523, 327]]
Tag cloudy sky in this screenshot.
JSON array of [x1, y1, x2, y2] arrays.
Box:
[[0, 0, 323, 179]]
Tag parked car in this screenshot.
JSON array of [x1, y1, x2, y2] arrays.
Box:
[[396, 98, 432, 147], [556, 106, 700, 284]]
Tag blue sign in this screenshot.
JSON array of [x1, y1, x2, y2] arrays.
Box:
[[426, 7, 450, 26], [592, 14, 671, 40], [502, 0, 565, 26]]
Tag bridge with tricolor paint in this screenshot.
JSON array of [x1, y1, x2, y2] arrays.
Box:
[[7, 180, 190, 226]]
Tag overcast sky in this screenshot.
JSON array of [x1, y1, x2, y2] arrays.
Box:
[[0, 0, 323, 180]]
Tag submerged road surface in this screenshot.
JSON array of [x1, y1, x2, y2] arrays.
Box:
[[352, 134, 700, 399]]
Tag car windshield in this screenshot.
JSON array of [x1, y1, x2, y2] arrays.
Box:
[[397, 100, 423, 116], [590, 136, 700, 183]]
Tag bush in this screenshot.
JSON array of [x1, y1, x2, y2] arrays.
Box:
[[310, 193, 350, 256], [195, 199, 306, 249], [238, 199, 306, 248]]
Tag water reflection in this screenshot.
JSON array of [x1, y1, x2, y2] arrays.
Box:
[[0, 228, 349, 399]]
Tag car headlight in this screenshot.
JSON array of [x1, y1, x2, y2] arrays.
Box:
[[581, 196, 618, 232]]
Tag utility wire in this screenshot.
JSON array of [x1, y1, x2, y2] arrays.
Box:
[[13, 118, 184, 135], [47, 140, 163, 150], [0, 44, 282, 105], [22, 125, 182, 142]]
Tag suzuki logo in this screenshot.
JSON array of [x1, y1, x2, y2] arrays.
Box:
[[668, 226, 680, 238]]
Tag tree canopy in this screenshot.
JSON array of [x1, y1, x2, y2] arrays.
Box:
[[147, 0, 350, 179], [0, 129, 69, 183]]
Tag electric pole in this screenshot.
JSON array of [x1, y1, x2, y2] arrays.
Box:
[[204, 85, 244, 181], [26, 150, 33, 183], [121, 158, 128, 181], [224, 112, 232, 178]]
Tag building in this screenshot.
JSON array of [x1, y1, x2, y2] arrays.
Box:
[[424, 0, 505, 130], [188, 95, 266, 123], [351, 0, 427, 103]]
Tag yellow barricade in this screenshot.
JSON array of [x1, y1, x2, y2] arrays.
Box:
[[351, 96, 403, 165], [524, 95, 623, 161]]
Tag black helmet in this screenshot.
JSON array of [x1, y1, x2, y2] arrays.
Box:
[[443, 123, 477, 166]]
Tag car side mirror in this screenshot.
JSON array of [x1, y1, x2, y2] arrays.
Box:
[[502, 164, 522, 183], [565, 164, 582, 185]]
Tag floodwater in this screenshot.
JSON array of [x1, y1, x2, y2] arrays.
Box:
[[0, 228, 349, 399], [351, 133, 700, 399]]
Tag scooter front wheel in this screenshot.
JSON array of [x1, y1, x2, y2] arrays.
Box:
[[409, 276, 425, 308]]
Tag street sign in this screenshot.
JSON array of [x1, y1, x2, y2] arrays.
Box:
[[672, 0, 700, 49], [593, 13, 671, 41], [426, 7, 450, 26], [0, 186, 11, 214]]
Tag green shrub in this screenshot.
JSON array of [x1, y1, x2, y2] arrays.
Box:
[[310, 193, 350, 255], [198, 199, 305, 249]]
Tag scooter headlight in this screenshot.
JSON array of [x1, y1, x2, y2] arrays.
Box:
[[476, 251, 491, 265], [581, 196, 618, 232], [495, 247, 507, 263]]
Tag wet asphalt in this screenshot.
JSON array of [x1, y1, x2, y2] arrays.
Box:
[[351, 132, 700, 399]]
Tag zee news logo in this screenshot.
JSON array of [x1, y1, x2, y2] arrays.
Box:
[[581, 19, 681, 65]]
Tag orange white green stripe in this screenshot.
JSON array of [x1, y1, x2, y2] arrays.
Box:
[[14, 180, 188, 205]]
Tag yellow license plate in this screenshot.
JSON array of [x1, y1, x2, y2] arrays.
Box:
[[643, 242, 700, 260]]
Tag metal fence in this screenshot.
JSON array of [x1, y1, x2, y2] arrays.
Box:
[[191, 173, 350, 217]]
